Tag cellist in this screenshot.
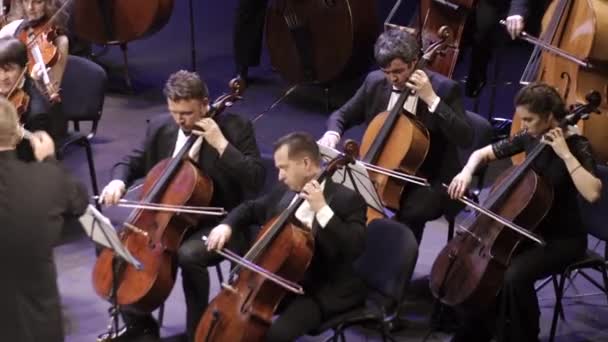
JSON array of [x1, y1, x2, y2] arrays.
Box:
[[447, 83, 602, 342], [98, 70, 266, 341], [318, 28, 473, 244], [206, 131, 368, 341]]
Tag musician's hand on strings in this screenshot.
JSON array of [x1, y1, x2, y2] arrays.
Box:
[[29, 130, 55, 161], [407, 70, 438, 106], [99, 180, 126, 206], [541, 127, 572, 160], [505, 15, 525, 40], [448, 171, 472, 200], [206, 224, 232, 251], [300, 180, 326, 212], [317, 131, 340, 149], [193, 118, 229, 155]]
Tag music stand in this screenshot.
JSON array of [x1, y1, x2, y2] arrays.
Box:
[[317, 144, 385, 214], [79, 205, 142, 340]]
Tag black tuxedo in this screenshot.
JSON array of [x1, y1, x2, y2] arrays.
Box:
[[111, 113, 265, 211], [223, 179, 367, 340], [0, 151, 88, 342], [111, 113, 266, 341], [233, 0, 268, 73], [326, 69, 472, 242]]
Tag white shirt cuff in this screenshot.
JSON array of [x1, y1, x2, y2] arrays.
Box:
[[428, 96, 441, 113], [326, 131, 341, 138], [315, 205, 334, 228]]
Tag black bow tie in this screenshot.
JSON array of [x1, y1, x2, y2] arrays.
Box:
[[392, 89, 402, 94]]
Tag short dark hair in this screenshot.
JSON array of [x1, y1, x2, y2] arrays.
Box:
[[514, 83, 567, 120], [163, 70, 209, 101], [273, 132, 321, 164], [374, 29, 420, 68], [0, 37, 27, 68]]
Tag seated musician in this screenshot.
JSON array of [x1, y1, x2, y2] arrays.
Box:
[[207, 131, 367, 342], [318, 28, 473, 244], [98, 70, 266, 341], [0, 36, 56, 159], [447, 83, 602, 342], [1, 0, 69, 86]]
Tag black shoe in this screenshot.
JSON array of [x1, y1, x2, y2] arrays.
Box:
[[236, 65, 249, 83], [96, 321, 160, 341]]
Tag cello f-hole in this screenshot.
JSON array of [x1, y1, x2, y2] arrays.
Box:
[[560, 71, 572, 100]]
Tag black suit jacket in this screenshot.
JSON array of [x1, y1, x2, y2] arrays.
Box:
[[327, 69, 473, 184], [222, 179, 367, 316], [111, 113, 266, 212], [0, 150, 88, 342]]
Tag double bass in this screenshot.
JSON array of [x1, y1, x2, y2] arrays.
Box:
[[72, 0, 173, 44], [91, 79, 244, 312], [194, 150, 356, 342], [265, 0, 378, 84], [508, 0, 608, 164], [429, 92, 601, 309]]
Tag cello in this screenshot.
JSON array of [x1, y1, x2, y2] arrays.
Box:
[[429, 91, 601, 309], [194, 149, 356, 342], [91, 79, 244, 313], [508, 0, 608, 164], [264, 0, 378, 84], [357, 28, 449, 210]]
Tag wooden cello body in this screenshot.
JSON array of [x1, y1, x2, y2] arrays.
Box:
[[92, 145, 214, 312], [194, 218, 314, 341], [430, 167, 553, 308], [92, 80, 244, 312], [72, 0, 174, 44], [265, 0, 378, 84], [510, 0, 608, 164]]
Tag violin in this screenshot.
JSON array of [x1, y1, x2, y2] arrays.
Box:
[[91, 79, 245, 313], [194, 146, 357, 342], [429, 91, 602, 310], [4, 65, 30, 118]]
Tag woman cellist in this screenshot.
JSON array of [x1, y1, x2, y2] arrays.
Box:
[[0, 0, 68, 90], [318, 28, 473, 244], [446, 83, 602, 342], [96, 70, 266, 341], [203, 131, 367, 342]]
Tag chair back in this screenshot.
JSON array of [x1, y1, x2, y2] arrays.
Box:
[[354, 219, 418, 303], [578, 164, 608, 242], [60, 55, 107, 121]]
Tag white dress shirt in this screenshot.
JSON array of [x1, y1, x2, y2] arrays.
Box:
[[172, 129, 203, 161], [387, 87, 441, 114], [289, 181, 334, 230]]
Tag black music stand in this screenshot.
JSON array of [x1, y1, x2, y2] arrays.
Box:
[[79, 205, 142, 341], [317, 144, 386, 215]]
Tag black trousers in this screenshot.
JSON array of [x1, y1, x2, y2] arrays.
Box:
[[122, 225, 247, 342], [233, 0, 269, 71], [396, 184, 461, 244], [454, 235, 587, 342]]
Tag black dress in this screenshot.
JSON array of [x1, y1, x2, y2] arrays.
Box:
[[456, 131, 596, 342]]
